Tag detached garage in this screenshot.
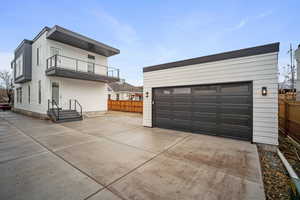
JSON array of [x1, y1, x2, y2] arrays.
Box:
[[143, 43, 279, 145]]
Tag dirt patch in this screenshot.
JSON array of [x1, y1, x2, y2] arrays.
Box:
[[257, 145, 291, 200], [278, 133, 300, 177]]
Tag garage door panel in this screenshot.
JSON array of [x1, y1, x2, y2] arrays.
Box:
[[221, 115, 251, 126], [172, 119, 191, 131], [192, 104, 218, 113], [220, 96, 251, 104], [153, 82, 252, 141], [192, 96, 217, 103], [219, 125, 251, 140], [191, 122, 218, 135], [221, 106, 251, 115], [192, 112, 217, 122], [173, 111, 191, 120], [172, 103, 190, 111]]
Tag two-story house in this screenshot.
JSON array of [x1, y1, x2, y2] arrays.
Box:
[[11, 25, 120, 122]]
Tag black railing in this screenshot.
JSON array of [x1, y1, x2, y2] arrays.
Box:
[[46, 54, 119, 79], [69, 99, 83, 118], [48, 99, 60, 120]]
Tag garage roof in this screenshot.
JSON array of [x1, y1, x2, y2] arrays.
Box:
[[143, 42, 279, 72]]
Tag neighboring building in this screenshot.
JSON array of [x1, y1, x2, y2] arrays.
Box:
[[295, 44, 300, 100], [11, 25, 120, 121], [143, 43, 279, 145], [107, 79, 143, 101]]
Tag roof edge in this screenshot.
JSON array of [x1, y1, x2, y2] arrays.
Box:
[[143, 42, 280, 73], [47, 25, 120, 56]]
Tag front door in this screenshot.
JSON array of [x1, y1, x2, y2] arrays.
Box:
[[52, 82, 60, 105]]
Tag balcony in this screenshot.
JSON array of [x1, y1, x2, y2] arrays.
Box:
[[45, 55, 120, 83]]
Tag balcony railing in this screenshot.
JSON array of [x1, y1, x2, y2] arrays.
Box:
[[46, 54, 119, 79]]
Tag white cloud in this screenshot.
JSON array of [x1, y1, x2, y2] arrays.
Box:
[[0, 52, 13, 72], [92, 10, 139, 45], [226, 10, 273, 32]]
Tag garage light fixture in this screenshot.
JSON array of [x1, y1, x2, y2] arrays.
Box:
[[262, 87, 267, 96]]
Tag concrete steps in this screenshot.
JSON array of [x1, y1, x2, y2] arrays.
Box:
[[47, 109, 83, 123]]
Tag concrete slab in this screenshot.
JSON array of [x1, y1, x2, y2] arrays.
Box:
[[166, 134, 262, 183], [56, 138, 155, 186], [88, 189, 122, 200], [36, 131, 97, 151], [109, 154, 265, 200], [0, 128, 45, 163], [0, 153, 101, 200], [107, 127, 189, 153], [20, 124, 74, 138]]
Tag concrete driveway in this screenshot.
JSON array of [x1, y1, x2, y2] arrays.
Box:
[[0, 111, 265, 200]]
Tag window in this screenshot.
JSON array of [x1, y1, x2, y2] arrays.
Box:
[[50, 47, 61, 66], [87, 54, 95, 73], [108, 94, 111, 100], [173, 87, 191, 94], [36, 47, 40, 66], [38, 80, 41, 104], [28, 85, 30, 104], [116, 93, 119, 100], [15, 54, 23, 77], [16, 87, 22, 104]]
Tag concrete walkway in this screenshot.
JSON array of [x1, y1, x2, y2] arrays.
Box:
[[0, 111, 265, 200]]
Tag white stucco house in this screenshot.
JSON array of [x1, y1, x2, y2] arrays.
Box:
[[11, 25, 120, 122], [107, 79, 143, 101], [143, 43, 279, 145]]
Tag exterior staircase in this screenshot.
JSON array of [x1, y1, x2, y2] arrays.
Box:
[[47, 99, 83, 123]]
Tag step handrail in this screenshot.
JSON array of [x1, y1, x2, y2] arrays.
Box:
[[69, 99, 83, 118], [75, 99, 82, 117], [48, 99, 60, 120]]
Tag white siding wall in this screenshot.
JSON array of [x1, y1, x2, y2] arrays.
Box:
[[14, 30, 108, 114], [143, 52, 279, 145], [50, 77, 107, 112]]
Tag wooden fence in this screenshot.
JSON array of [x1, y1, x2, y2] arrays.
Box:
[[279, 99, 300, 143], [108, 100, 143, 113]]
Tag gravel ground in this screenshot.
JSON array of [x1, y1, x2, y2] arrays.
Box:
[[257, 145, 291, 200], [278, 133, 300, 177]]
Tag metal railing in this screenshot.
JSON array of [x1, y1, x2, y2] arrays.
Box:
[[48, 99, 60, 120], [69, 99, 82, 118], [46, 54, 119, 78]]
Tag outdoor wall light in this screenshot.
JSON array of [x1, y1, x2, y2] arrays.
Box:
[[262, 87, 267, 96], [145, 91, 149, 98]]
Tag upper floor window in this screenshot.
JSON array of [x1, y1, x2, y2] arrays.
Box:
[[38, 80, 41, 104], [50, 47, 61, 56], [87, 54, 95, 73], [50, 47, 61, 66], [36, 47, 40, 66], [15, 54, 23, 77]]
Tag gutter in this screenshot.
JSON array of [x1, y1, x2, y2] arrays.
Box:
[[277, 149, 300, 199]]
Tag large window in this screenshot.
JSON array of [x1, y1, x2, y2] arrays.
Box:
[[38, 80, 41, 104], [15, 54, 23, 77], [28, 85, 30, 104]]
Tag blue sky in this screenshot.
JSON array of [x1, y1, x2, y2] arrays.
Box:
[[0, 0, 299, 85]]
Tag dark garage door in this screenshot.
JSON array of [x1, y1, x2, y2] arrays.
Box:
[[153, 82, 252, 141]]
